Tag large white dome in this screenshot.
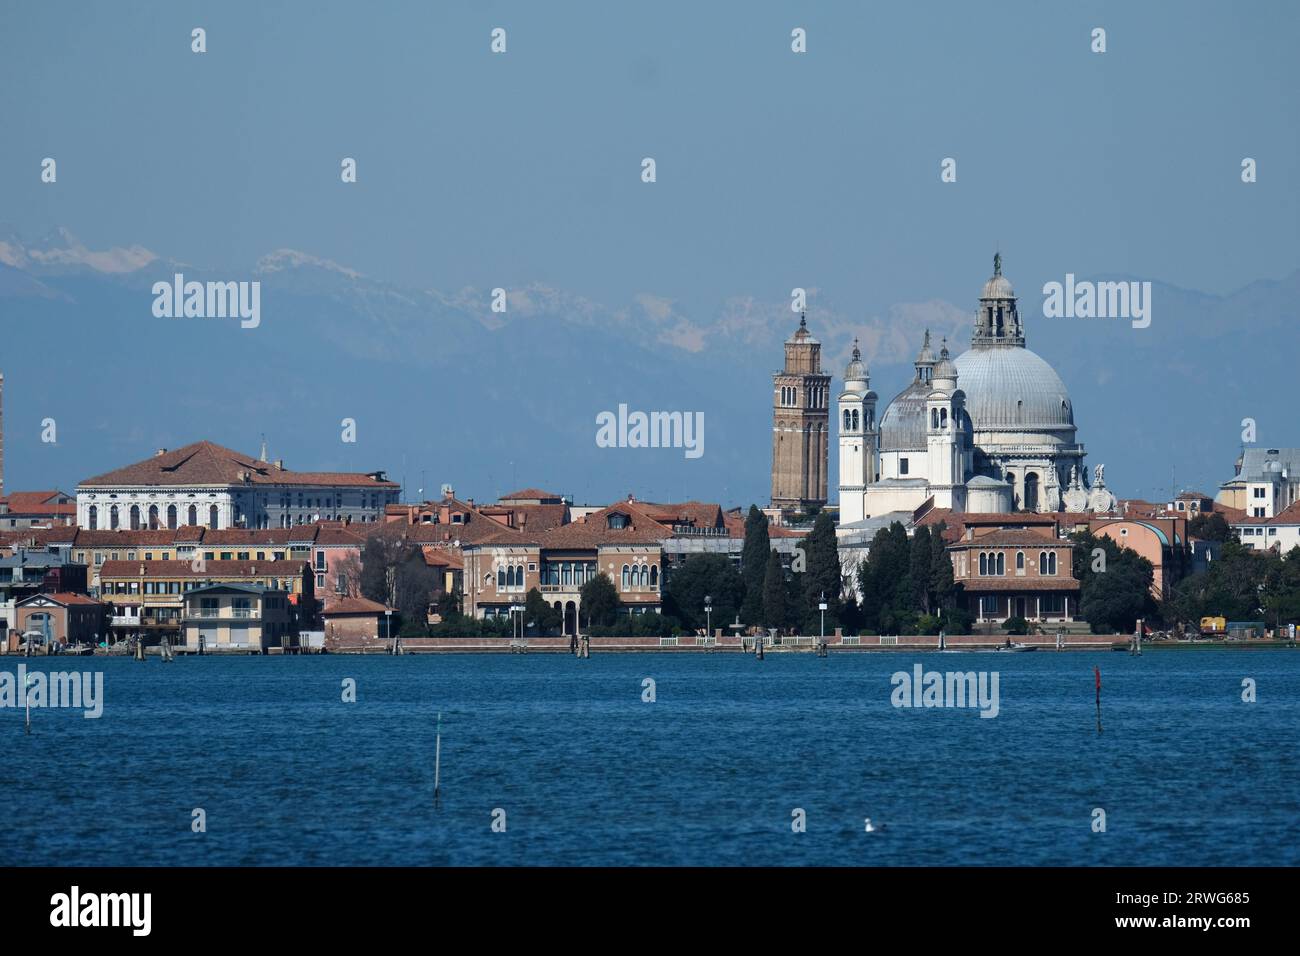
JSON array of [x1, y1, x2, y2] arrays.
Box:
[[952, 346, 1075, 432]]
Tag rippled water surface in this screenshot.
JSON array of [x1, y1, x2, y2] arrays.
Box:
[[2, 650, 1296, 866]]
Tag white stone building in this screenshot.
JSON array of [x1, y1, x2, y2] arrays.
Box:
[[838, 255, 1114, 523], [77, 440, 399, 531]]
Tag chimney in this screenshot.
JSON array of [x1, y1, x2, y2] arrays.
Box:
[[274, 459, 284, 471]]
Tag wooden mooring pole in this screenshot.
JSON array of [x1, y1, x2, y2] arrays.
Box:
[[433, 711, 442, 808]]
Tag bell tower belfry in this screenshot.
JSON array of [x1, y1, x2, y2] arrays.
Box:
[[771, 314, 831, 513], [837, 340, 877, 524]]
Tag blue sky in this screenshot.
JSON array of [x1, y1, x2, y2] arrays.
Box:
[[2, 1, 1298, 505]]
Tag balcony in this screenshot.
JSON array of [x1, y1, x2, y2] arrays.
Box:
[[186, 608, 258, 620]]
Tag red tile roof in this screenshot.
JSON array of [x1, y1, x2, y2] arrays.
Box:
[[80, 440, 398, 489], [1, 490, 76, 514], [1234, 501, 1300, 526], [99, 559, 310, 579], [19, 592, 101, 606], [499, 488, 564, 501], [422, 547, 464, 569], [951, 528, 1065, 548], [323, 597, 390, 615]]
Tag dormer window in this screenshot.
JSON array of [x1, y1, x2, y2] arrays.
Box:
[[607, 513, 629, 530]]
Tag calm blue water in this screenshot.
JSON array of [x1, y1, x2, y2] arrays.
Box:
[[2, 651, 1296, 866]]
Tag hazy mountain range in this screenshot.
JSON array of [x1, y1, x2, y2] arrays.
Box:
[[1, 229, 1295, 509]]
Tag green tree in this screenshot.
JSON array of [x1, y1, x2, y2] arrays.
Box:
[[663, 553, 745, 633], [928, 522, 957, 615], [740, 505, 770, 624], [908, 526, 934, 613], [524, 587, 562, 635], [579, 572, 621, 628], [1072, 532, 1156, 633], [761, 550, 787, 630], [857, 522, 911, 631], [1187, 512, 1231, 542], [799, 512, 842, 631]]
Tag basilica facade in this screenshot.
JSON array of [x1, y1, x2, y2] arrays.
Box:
[[838, 255, 1115, 522]]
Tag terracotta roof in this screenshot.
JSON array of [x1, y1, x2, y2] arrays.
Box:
[[19, 592, 101, 606], [323, 597, 390, 615], [1235, 501, 1300, 526], [186, 528, 299, 546], [79, 440, 398, 489], [422, 547, 464, 569], [315, 524, 366, 546], [959, 577, 1080, 592], [73, 529, 176, 547], [499, 488, 564, 500], [99, 559, 310, 579], [499, 503, 569, 532], [952, 528, 1063, 548], [1, 490, 75, 514]]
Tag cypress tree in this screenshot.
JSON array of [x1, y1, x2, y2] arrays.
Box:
[[740, 505, 770, 624], [761, 549, 787, 630], [800, 511, 842, 629]]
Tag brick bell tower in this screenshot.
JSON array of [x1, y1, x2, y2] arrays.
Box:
[[770, 314, 830, 513]]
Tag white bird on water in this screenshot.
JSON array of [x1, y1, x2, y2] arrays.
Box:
[[864, 818, 876, 833]]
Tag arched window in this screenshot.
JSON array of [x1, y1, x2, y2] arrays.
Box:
[[931, 408, 939, 429], [852, 409, 859, 431], [979, 553, 987, 575], [622, 565, 630, 589], [498, 568, 506, 588], [1039, 551, 1047, 575], [940, 408, 948, 428], [208, 505, 219, 529], [88, 506, 98, 530], [650, 566, 658, 588], [1016, 551, 1025, 571], [506, 566, 515, 588], [167, 505, 177, 529], [130, 505, 141, 530], [996, 553, 1005, 576], [148, 505, 160, 529], [110, 505, 120, 530], [640, 565, 649, 588], [844, 409, 852, 430], [188, 505, 198, 526], [1047, 552, 1057, 575]]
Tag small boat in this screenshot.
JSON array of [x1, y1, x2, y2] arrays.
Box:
[[997, 642, 1038, 652]]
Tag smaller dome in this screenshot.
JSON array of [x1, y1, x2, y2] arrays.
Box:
[[844, 339, 867, 383], [981, 274, 1015, 300], [933, 340, 958, 381]]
